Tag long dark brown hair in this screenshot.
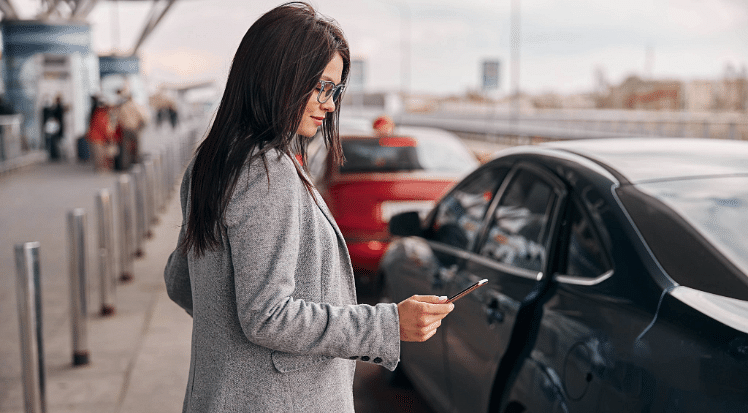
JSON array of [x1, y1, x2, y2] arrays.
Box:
[[181, 2, 349, 256]]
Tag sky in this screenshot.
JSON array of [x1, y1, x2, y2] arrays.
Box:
[[8, 0, 748, 96]]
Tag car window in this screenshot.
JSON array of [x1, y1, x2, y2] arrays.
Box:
[[479, 169, 556, 272], [339, 135, 476, 174], [618, 177, 748, 301], [341, 139, 419, 173], [427, 165, 509, 251], [415, 135, 478, 173], [561, 198, 613, 278]]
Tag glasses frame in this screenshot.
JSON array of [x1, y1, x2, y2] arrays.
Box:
[[316, 80, 346, 104]]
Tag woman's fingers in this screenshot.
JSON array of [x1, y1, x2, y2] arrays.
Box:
[[397, 295, 454, 342]]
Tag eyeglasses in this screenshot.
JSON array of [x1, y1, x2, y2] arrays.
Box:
[[316, 80, 345, 104]]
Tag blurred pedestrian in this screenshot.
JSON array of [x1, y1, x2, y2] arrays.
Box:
[[163, 3, 454, 412], [113, 89, 148, 168], [168, 105, 179, 129], [86, 95, 114, 172], [372, 114, 395, 136], [43, 94, 67, 160], [156, 107, 168, 127]]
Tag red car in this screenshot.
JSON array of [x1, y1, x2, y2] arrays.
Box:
[[306, 124, 479, 294]]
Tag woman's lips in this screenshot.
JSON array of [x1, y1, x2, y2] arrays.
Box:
[[312, 116, 325, 126]]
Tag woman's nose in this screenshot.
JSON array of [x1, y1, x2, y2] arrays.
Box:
[[321, 98, 336, 112]]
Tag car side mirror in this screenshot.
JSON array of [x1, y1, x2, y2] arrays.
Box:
[[389, 211, 422, 237]]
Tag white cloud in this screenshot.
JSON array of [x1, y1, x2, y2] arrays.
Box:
[[667, 0, 748, 34]]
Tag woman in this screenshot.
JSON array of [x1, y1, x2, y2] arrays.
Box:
[[164, 3, 453, 412]]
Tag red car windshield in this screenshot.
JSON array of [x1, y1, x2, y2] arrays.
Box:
[[340, 135, 477, 174]]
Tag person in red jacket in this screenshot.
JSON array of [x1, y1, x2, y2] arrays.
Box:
[[87, 95, 114, 172], [372, 114, 395, 137]]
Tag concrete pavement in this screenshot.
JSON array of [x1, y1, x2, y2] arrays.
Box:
[[0, 124, 195, 413]]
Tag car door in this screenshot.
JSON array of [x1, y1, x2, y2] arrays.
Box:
[[524, 192, 615, 413], [384, 163, 508, 411], [444, 164, 565, 413]]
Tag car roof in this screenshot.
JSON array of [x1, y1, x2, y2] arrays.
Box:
[[541, 137, 748, 184]]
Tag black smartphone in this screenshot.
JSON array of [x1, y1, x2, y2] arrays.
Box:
[[447, 279, 488, 303]]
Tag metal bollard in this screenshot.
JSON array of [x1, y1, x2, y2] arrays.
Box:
[[162, 147, 171, 196], [143, 158, 157, 230], [154, 153, 165, 211], [117, 175, 134, 282], [169, 145, 178, 192], [15, 242, 47, 413], [96, 189, 116, 316], [68, 209, 90, 366], [131, 165, 146, 258], [151, 154, 161, 212], [162, 147, 171, 199], [160, 150, 169, 203]]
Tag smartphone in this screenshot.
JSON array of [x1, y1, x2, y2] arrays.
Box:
[[447, 279, 488, 303]]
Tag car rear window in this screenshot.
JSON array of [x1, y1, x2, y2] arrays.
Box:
[[340, 135, 476, 174], [617, 176, 748, 301]]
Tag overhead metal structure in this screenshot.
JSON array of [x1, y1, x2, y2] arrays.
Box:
[[131, 0, 177, 54], [0, 0, 179, 55]]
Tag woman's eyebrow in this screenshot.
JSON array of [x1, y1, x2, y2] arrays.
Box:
[[320, 75, 340, 83]]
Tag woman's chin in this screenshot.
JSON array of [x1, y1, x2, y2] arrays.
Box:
[[297, 127, 319, 138]]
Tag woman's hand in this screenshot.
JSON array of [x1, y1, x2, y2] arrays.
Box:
[[397, 295, 454, 342]]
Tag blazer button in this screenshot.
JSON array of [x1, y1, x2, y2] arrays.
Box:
[[349, 356, 358, 360], [361, 356, 370, 361], [373, 357, 382, 363]]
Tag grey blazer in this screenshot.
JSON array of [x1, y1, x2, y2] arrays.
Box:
[[164, 150, 400, 412]]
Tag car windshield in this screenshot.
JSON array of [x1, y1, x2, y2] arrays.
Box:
[[340, 134, 477, 174], [627, 176, 748, 289]]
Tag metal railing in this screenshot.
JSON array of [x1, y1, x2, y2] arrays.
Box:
[[0, 114, 47, 175], [397, 107, 748, 141]]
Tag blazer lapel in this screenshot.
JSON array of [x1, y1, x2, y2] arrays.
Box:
[[311, 186, 346, 246], [293, 153, 349, 253]]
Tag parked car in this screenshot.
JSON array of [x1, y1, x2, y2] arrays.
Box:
[[307, 124, 479, 292], [380, 137, 748, 413]]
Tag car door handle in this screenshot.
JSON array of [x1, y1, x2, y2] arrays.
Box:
[[484, 294, 505, 324]]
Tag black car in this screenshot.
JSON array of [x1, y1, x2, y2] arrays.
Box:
[[380, 137, 748, 413]]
